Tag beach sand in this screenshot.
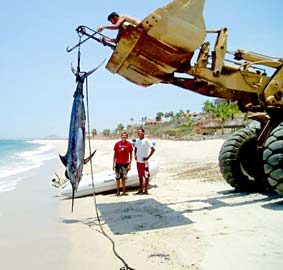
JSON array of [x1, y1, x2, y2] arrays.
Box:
[[2, 138, 283, 270], [53, 138, 283, 270], [0, 156, 69, 270]]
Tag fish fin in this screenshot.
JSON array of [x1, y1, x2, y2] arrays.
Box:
[[71, 59, 105, 78], [84, 149, 96, 164], [70, 63, 77, 76], [65, 170, 70, 180], [86, 59, 106, 77], [71, 187, 75, 213], [59, 154, 67, 167]]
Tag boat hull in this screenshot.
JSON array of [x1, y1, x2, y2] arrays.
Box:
[[60, 160, 159, 198]]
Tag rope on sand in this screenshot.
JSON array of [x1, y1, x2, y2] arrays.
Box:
[[85, 75, 136, 270]]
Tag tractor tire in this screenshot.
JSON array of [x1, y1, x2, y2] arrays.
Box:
[[263, 122, 283, 195], [219, 127, 266, 191]]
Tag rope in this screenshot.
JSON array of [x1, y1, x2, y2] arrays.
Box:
[[77, 36, 81, 74], [85, 75, 136, 270]]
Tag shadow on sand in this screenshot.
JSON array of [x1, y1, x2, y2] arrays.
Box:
[[60, 188, 283, 234], [61, 198, 192, 234], [165, 188, 283, 214], [94, 198, 193, 234]]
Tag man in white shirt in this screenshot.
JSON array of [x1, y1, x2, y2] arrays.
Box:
[[134, 128, 155, 195]]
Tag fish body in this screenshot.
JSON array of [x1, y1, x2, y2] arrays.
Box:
[[60, 75, 86, 193], [59, 61, 104, 211]]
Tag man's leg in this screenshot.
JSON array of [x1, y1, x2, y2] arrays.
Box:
[[143, 162, 150, 194], [135, 177, 143, 194], [144, 178, 149, 194], [116, 179, 121, 196], [136, 162, 144, 194], [122, 178, 127, 195]]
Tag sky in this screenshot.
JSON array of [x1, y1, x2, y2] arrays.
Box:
[[1, 0, 283, 139]]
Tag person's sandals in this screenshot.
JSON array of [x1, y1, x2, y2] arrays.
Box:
[[135, 191, 143, 195], [143, 191, 149, 195], [116, 192, 121, 196], [122, 192, 128, 196]]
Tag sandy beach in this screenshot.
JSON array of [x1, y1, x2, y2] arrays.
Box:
[[53, 138, 283, 270], [0, 155, 69, 270], [2, 138, 283, 270]]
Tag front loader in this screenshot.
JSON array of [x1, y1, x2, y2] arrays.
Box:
[[73, 0, 283, 195]]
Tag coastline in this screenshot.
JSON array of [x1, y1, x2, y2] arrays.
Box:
[[3, 138, 283, 270], [0, 154, 69, 270]]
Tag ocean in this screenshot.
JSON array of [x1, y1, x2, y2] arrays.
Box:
[[0, 140, 57, 193]]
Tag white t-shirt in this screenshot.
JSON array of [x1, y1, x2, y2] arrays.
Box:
[[135, 138, 154, 163]]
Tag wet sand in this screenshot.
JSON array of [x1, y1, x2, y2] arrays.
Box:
[[0, 157, 69, 270]]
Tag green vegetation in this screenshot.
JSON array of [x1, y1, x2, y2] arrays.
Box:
[[94, 100, 246, 139], [203, 100, 240, 134], [91, 128, 97, 137]]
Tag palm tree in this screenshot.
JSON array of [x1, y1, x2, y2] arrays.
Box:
[[141, 116, 147, 126], [155, 112, 164, 121], [116, 123, 124, 134], [103, 129, 110, 136], [129, 117, 134, 124], [202, 100, 216, 118], [91, 128, 97, 137], [167, 111, 174, 121], [174, 109, 185, 123], [204, 100, 240, 134], [164, 112, 170, 119]]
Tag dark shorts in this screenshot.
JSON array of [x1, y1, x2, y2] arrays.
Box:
[[115, 163, 129, 180], [137, 162, 150, 178]]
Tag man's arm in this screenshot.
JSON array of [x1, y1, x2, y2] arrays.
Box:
[[143, 147, 155, 162], [134, 146, 137, 160], [97, 17, 126, 32], [97, 15, 140, 32], [113, 152, 116, 170], [128, 151, 133, 171]]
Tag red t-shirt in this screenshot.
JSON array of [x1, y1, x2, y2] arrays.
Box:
[[114, 141, 133, 164]]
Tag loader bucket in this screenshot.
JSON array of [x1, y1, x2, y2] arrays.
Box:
[[143, 0, 206, 52], [106, 0, 206, 86]]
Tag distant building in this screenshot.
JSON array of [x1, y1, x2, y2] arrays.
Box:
[[192, 118, 222, 135], [145, 119, 167, 126], [185, 112, 203, 121]]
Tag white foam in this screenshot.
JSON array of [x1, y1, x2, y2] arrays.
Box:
[[0, 177, 22, 193], [0, 142, 57, 179]]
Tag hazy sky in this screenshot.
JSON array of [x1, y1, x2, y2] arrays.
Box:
[[1, 0, 283, 138]]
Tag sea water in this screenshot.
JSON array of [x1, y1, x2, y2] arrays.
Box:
[[0, 140, 57, 193]]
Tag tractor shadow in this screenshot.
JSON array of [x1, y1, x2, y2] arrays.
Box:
[[166, 188, 283, 215]]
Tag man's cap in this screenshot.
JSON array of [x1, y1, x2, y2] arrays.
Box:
[[108, 12, 119, 21]]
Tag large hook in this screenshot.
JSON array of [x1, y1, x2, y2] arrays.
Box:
[[66, 25, 116, 52]]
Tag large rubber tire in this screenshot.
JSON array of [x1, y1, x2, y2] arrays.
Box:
[[263, 122, 283, 195], [219, 127, 266, 191]]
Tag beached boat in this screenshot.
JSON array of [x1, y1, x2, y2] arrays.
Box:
[[60, 160, 159, 198]]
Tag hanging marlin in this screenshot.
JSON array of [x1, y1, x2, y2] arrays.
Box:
[[60, 60, 105, 212]]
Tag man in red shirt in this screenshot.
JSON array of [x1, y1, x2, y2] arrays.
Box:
[[113, 131, 133, 196]]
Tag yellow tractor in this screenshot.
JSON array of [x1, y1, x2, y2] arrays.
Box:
[[74, 0, 283, 195]]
